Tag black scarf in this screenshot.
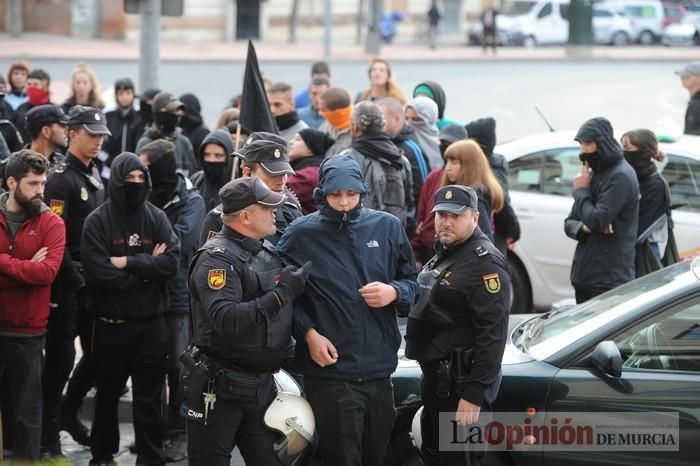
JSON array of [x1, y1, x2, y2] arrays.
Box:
[[290, 155, 323, 172], [275, 111, 301, 131], [350, 133, 404, 169], [624, 151, 657, 180]]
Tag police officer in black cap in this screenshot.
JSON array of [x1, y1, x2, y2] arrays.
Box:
[[405, 185, 512, 466], [44, 105, 111, 447], [198, 132, 302, 246], [184, 176, 310, 466]]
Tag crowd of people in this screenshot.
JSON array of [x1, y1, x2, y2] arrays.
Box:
[[0, 57, 696, 466]]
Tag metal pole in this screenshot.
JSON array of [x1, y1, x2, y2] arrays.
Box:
[[324, 0, 332, 59], [139, 0, 161, 92], [7, 0, 23, 38], [365, 0, 382, 55]]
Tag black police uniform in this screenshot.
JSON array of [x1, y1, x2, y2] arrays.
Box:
[[43, 106, 111, 447], [405, 186, 512, 466], [184, 178, 304, 466]]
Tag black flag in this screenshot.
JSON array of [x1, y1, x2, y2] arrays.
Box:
[[239, 40, 277, 135]]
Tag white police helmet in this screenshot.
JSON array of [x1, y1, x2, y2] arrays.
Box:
[[411, 406, 424, 450]]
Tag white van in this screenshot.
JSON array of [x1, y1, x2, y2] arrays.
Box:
[[608, 0, 666, 43], [495, 0, 570, 46]]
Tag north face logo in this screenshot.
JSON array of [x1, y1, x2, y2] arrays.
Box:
[[366, 240, 379, 248]]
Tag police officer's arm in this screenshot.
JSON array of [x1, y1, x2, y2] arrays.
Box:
[[198, 208, 223, 247], [124, 210, 180, 282], [44, 173, 71, 223], [191, 252, 283, 338], [461, 264, 511, 407], [388, 221, 419, 317], [80, 214, 144, 289], [573, 170, 635, 233]]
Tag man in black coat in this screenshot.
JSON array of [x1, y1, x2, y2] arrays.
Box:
[[105, 78, 145, 168], [565, 117, 640, 303], [676, 62, 700, 136], [81, 152, 180, 465]]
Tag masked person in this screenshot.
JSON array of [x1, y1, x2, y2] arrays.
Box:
[[405, 185, 511, 466], [13, 69, 53, 143], [185, 176, 310, 466], [136, 91, 196, 178], [190, 128, 234, 211], [179, 93, 210, 166], [139, 88, 161, 130], [81, 152, 180, 466], [405, 96, 441, 171], [268, 82, 308, 143], [318, 87, 353, 157], [565, 117, 640, 303], [139, 139, 206, 460], [105, 78, 146, 170]]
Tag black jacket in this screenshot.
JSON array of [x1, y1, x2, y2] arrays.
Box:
[[105, 106, 146, 162], [684, 91, 700, 136], [392, 124, 430, 205], [565, 118, 639, 292], [634, 163, 669, 237], [189, 129, 234, 211], [162, 175, 206, 314], [136, 127, 195, 178], [80, 153, 180, 320], [179, 93, 210, 168]]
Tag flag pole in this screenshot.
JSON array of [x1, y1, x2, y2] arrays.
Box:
[[231, 123, 242, 180]]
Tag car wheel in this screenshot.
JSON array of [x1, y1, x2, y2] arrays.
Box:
[[611, 31, 629, 46], [383, 431, 423, 466], [638, 30, 655, 44], [523, 35, 537, 48], [508, 253, 532, 314]]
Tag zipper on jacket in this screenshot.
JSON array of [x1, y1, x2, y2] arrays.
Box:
[[338, 212, 348, 230]]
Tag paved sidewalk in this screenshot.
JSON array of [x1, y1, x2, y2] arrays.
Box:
[[2, 33, 699, 62]]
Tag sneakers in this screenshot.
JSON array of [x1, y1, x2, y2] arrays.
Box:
[[59, 412, 91, 446]]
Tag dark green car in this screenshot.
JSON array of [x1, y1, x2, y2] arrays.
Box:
[[386, 258, 700, 466]]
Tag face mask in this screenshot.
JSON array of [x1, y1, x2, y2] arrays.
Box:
[[140, 102, 152, 121], [203, 161, 227, 184], [124, 182, 147, 209], [27, 86, 49, 106], [154, 112, 180, 134], [579, 151, 602, 172]]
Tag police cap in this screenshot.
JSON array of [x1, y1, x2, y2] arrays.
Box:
[[25, 104, 68, 130], [67, 105, 111, 136], [234, 137, 294, 177], [219, 176, 286, 214], [431, 185, 479, 215]]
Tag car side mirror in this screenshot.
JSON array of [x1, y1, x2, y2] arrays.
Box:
[[591, 341, 622, 378]]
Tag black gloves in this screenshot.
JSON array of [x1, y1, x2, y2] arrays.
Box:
[[273, 261, 312, 305]]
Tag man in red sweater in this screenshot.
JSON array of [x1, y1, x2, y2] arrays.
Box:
[[0, 149, 66, 461]]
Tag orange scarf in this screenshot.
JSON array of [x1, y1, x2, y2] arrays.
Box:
[[320, 105, 352, 131]]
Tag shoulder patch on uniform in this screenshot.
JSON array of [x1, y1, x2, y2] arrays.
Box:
[[210, 246, 225, 254], [208, 269, 226, 290], [474, 246, 489, 257], [207, 231, 218, 241], [483, 273, 501, 294], [49, 200, 64, 216]]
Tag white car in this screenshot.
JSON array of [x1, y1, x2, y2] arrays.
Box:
[[593, 5, 634, 45], [497, 131, 700, 313], [609, 0, 666, 43], [662, 15, 700, 46]]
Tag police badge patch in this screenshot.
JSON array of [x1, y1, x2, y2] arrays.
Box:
[[208, 269, 226, 290], [49, 200, 64, 216], [483, 273, 501, 294]]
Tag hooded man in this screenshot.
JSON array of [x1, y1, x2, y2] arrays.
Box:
[[81, 152, 180, 466], [139, 139, 205, 460], [277, 155, 418, 466], [136, 91, 196, 177], [565, 117, 639, 303], [268, 82, 308, 143], [413, 80, 459, 131], [179, 93, 210, 159], [105, 78, 145, 166], [464, 117, 521, 255], [190, 128, 235, 211], [405, 96, 442, 171]]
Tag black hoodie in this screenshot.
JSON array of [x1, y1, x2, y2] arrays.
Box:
[[190, 129, 234, 211], [80, 152, 180, 321], [565, 117, 640, 292], [413, 80, 446, 120], [179, 93, 210, 160]]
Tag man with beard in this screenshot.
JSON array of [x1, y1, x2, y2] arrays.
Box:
[[13, 69, 53, 143], [565, 117, 639, 303], [139, 139, 205, 460], [179, 93, 210, 161], [0, 150, 66, 462], [341, 101, 413, 228], [81, 152, 180, 466], [268, 82, 308, 143], [136, 92, 195, 177], [198, 132, 302, 246], [44, 106, 110, 448], [105, 78, 146, 170], [190, 128, 234, 211]]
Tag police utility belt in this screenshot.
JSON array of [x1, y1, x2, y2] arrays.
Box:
[[179, 345, 272, 425]]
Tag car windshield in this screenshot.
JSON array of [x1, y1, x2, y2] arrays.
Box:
[[513, 260, 698, 359], [501, 1, 537, 15]]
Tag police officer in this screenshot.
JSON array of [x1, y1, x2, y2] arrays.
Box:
[[405, 185, 512, 466], [185, 176, 310, 466], [43, 105, 110, 447], [198, 132, 302, 246]]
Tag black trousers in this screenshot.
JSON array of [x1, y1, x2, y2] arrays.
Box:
[[574, 287, 607, 304], [91, 317, 167, 466], [42, 291, 78, 450], [420, 365, 499, 466], [186, 376, 282, 466], [304, 376, 396, 466], [61, 299, 94, 419], [163, 313, 190, 439], [0, 334, 45, 461]]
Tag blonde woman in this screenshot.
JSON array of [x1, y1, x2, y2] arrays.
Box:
[[356, 57, 407, 104], [62, 63, 104, 112], [441, 139, 504, 240]]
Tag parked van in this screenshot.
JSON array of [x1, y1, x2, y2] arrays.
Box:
[[608, 0, 665, 43]]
